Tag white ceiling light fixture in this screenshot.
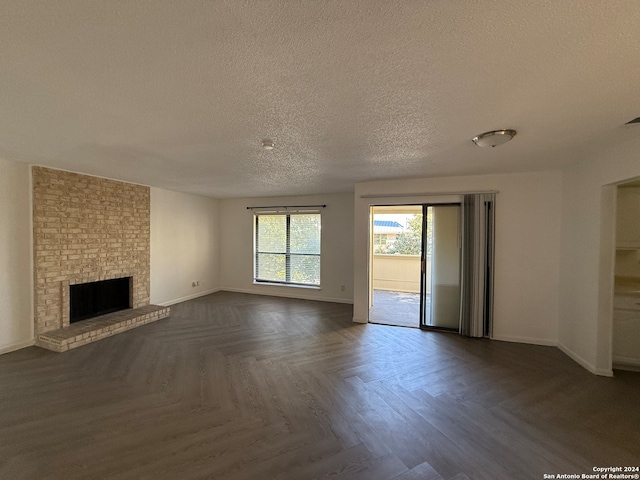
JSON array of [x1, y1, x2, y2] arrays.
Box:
[[261, 139, 275, 150], [472, 129, 517, 147]]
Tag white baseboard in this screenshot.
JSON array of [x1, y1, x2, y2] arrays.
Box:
[[0, 338, 36, 355], [491, 334, 557, 347], [557, 342, 613, 377], [352, 317, 367, 324], [612, 362, 640, 373], [612, 355, 640, 366], [220, 287, 354, 305], [156, 288, 221, 307]]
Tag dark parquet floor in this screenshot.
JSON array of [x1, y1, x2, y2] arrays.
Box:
[[1, 291, 639, 479]]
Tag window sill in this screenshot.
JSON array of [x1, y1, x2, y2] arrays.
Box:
[[253, 282, 322, 291]]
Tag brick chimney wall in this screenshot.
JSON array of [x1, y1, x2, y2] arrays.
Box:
[[32, 167, 150, 335]]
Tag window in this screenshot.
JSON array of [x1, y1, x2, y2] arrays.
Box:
[[254, 213, 321, 286]]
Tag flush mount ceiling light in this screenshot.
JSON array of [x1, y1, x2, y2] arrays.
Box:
[[472, 129, 517, 147], [261, 139, 275, 150]]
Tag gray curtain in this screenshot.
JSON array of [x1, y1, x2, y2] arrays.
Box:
[[459, 194, 495, 337]]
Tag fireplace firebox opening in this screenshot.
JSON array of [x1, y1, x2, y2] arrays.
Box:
[[70, 277, 132, 323]]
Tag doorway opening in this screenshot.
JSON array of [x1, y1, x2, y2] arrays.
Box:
[[368, 204, 462, 330], [368, 205, 423, 327], [612, 179, 640, 372]]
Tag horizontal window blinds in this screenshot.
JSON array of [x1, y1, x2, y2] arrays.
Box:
[[255, 213, 321, 286]]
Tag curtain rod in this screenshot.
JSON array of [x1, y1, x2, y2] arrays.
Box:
[[246, 204, 327, 210], [360, 191, 498, 199]]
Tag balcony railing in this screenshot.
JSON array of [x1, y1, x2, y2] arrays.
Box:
[[372, 254, 431, 294]]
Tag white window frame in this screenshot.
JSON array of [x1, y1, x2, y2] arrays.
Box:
[[253, 212, 321, 287]]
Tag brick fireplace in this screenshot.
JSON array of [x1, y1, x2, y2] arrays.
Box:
[[32, 167, 169, 351]]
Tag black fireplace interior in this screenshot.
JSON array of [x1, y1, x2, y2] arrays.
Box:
[[70, 277, 131, 323]]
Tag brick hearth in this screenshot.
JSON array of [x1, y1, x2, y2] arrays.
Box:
[[37, 305, 170, 352]]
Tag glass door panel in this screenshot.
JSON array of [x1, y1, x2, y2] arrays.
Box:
[[421, 205, 461, 330], [369, 205, 422, 328]]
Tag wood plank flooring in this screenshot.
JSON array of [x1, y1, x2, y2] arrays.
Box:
[[1, 291, 638, 479]]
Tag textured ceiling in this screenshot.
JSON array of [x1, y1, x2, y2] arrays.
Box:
[[1, 1, 640, 198]]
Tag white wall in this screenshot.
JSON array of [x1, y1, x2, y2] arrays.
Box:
[[220, 193, 354, 303], [0, 158, 33, 353], [354, 171, 563, 346], [559, 136, 640, 376], [150, 188, 220, 305]]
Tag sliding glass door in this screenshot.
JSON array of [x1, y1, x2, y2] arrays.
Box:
[[368, 195, 494, 336], [420, 205, 462, 330]]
